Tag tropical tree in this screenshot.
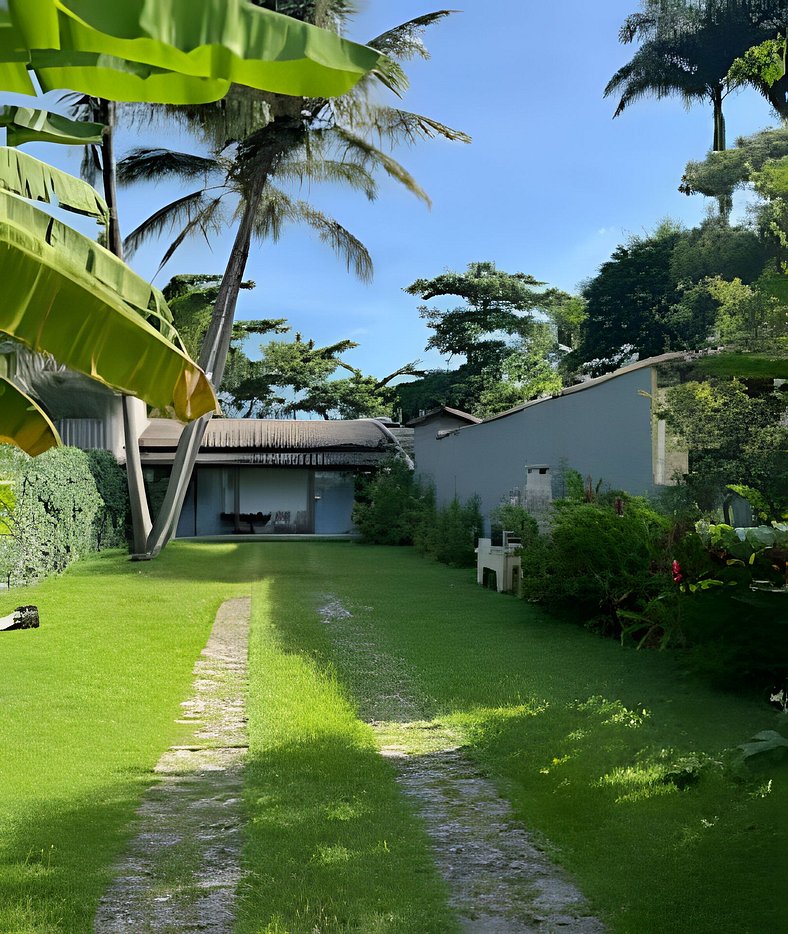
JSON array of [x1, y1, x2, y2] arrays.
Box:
[[606, 1, 788, 154], [402, 261, 575, 416], [118, 6, 469, 555], [0, 0, 387, 553]]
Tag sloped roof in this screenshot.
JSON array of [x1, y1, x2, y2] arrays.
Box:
[[434, 352, 692, 436], [140, 417, 395, 452], [406, 406, 481, 427], [138, 417, 413, 468]]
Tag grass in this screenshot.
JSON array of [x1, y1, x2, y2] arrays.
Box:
[[694, 350, 788, 379], [1, 541, 784, 933], [238, 576, 458, 934], [0, 543, 260, 932], [240, 542, 786, 934]]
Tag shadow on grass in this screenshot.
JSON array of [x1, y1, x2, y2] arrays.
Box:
[[0, 771, 153, 933], [456, 697, 787, 933]]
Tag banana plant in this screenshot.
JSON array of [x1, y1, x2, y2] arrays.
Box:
[[0, 375, 61, 456], [0, 0, 386, 554], [0, 0, 388, 103], [0, 150, 219, 420]]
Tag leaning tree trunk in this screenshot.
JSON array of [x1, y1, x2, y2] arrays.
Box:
[[143, 168, 270, 557], [99, 100, 153, 554]]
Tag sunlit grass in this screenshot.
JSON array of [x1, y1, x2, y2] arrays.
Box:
[[251, 542, 786, 934], [0, 543, 260, 932], [237, 577, 458, 934]]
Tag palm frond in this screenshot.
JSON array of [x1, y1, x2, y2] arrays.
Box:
[[367, 11, 457, 62], [275, 157, 378, 200], [154, 195, 226, 277], [117, 148, 224, 185], [123, 189, 225, 258], [80, 144, 102, 188], [330, 127, 430, 205], [334, 102, 470, 146], [605, 44, 712, 117], [253, 185, 373, 281]]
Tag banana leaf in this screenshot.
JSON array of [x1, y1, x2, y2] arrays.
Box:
[[0, 190, 218, 421], [0, 0, 383, 102], [0, 146, 108, 221], [0, 375, 61, 455], [0, 105, 105, 146]]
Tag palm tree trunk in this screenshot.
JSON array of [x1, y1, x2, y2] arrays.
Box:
[[711, 86, 731, 220], [99, 99, 153, 554], [143, 169, 269, 557]]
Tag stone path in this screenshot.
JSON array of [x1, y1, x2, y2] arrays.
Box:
[[320, 595, 606, 934], [94, 597, 250, 934]]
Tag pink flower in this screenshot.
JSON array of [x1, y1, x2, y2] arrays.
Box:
[[672, 560, 683, 584]]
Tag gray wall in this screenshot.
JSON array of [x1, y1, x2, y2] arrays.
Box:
[[415, 368, 657, 526]]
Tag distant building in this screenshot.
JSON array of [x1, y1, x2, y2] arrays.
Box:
[[139, 417, 411, 537], [409, 354, 690, 529]]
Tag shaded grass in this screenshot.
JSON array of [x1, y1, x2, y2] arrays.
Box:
[[0, 543, 260, 932], [237, 575, 458, 934], [246, 543, 786, 934]]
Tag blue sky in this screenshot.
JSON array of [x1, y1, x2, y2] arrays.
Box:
[[9, 1, 780, 380]]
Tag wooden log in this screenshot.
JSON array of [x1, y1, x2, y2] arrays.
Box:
[[0, 605, 39, 631]]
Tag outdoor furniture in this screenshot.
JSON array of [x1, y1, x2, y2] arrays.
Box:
[[219, 511, 272, 534]]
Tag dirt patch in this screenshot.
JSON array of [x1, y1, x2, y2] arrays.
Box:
[[319, 596, 606, 934], [94, 596, 250, 933]]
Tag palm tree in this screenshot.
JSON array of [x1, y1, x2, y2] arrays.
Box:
[[606, 1, 788, 153], [119, 6, 469, 556]]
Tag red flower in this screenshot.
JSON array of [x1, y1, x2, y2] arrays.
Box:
[[672, 560, 683, 584]]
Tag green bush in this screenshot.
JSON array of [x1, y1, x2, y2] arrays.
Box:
[[8, 447, 103, 585], [520, 497, 671, 633], [352, 459, 429, 545], [416, 495, 483, 568], [489, 503, 539, 548], [86, 449, 129, 549]]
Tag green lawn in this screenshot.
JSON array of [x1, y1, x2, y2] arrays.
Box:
[[0, 544, 259, 932], [1, 542, 784, 933], [243, 543, 786, 934]]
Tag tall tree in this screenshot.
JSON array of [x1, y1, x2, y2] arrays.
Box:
[[606, 1, 788, 155], [123, 6, 468, 556], [404, 261, 575, 416]]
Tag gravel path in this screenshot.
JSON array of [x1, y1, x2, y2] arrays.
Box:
[[320, 595, 606, 934], [94, 596, 250, 933]]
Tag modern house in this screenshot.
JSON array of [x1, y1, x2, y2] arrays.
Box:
[[139, 417, 411, 537], [410, 353, 691, 528], [1, 339, 414, 537]]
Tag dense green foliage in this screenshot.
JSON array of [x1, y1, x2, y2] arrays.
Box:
[[569, 218, 777, 373], [661, 377, 788, 517], [352, 459, 429, 545], [354, 462, 482, 567], [0, 444, 132, 585], [400, 262, 579, 418], [521, 496, 672, 632], [86, 449, 130, 549], [7, 447, 103, 585]]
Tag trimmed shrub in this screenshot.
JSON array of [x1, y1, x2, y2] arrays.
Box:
[[86, 449, 129, 549], [8, 446, 102, 585]]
